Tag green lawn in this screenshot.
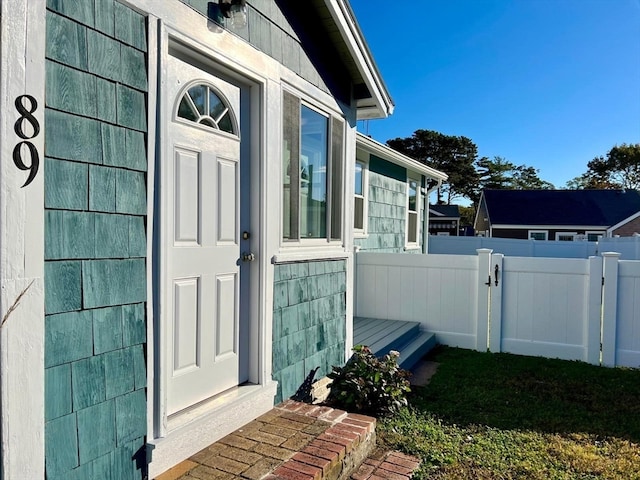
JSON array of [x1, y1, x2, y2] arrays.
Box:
[[378, 347, 640, 479]]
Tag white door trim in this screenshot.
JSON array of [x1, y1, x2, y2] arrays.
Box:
[[0, 1, 46, 478], [148, 22, 276, 476]]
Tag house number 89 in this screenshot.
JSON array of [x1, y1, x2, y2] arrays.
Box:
[[13, 95, 40, 188]]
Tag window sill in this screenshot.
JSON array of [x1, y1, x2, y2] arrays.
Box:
[[272, 247, 350, 264], [404, 245, 421, 252], [354, 232, 369, 239]]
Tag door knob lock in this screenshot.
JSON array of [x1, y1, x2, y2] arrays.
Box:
[[242, 252, 255, 262]]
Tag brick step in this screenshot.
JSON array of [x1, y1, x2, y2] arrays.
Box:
[[155, 400, 420, 480]]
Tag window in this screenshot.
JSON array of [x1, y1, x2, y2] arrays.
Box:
[[556, 232, 577, 241], [529, 230, 548, 241], [586, 231, 603, 242], [354, 159, 368, 234], [177, 83, 236, 134], [282, 91, 343, 242], [406, 175, 420, 246]]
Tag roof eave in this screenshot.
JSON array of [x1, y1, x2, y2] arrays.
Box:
[[324, 0, 395, 119], [356, 132, 448, 180]]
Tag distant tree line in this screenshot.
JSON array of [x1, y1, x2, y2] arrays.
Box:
[[387, 130, 640, 209], [386, 129, 553, 205]]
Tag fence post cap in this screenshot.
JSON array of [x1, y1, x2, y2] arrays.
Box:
[[476, 248, 493, 254], [601, 252, 622, 258]]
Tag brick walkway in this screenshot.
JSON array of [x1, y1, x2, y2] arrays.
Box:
[[155, 400, 420, 480]]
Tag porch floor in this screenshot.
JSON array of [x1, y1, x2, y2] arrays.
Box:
[[154, 400, 420, 480]]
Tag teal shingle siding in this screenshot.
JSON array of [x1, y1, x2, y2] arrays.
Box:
[[44, 2, 147, 479], [354, 155, 424, 253], [272, 260, 347, 403]]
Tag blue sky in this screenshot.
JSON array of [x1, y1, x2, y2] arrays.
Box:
[[350, 0, 640, 191]]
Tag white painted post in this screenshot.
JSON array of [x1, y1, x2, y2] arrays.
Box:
[[585, 256, 603, 365], [475, 249, 493, 351], [489, 253, 504, 353], [0, 1, 46, 478], [601, 252, 621, 367]]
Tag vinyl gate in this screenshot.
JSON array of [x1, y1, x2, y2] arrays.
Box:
[[355, 250, 640, 368]]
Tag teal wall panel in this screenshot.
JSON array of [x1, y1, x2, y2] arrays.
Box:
[[46, 11, 88, 70], [96, 78, 117, 123], [45, 2, 147, 478], [87, 29, 122, 81], [272, 259, 347, 403], [45, 413, 79, 475], [77, 400, 116, 464], [45, 310, 93, 368], [93, 306, 123, 354], [44, 158, 88, 210], [94, 0, 115, 35], [355, 155, 426, 254], [46, 61, 97, 117], [45, 261, 83, 314], [45, 364, 72, 421], [82, 259, 146, 308], [72, 355, 106, 410], [47, 0, 95, 27]]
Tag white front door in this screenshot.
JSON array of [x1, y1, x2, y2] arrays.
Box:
[[163, 54, 248, 416]]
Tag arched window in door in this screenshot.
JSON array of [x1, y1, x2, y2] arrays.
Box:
[[176, 83, 238, 135]]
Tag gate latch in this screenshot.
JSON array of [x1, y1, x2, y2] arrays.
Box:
[[494, 264, 500, 286]]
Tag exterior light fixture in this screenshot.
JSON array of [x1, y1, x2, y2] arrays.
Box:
[[220, 0, 247, 29]]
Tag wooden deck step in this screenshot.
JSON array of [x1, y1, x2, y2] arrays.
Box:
[[353, 317, 436, 371]]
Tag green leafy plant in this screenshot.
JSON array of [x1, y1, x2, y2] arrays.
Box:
[[327, 344, 411, 417]]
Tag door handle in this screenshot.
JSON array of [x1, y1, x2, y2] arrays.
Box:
[[242, 252, 255, 262]]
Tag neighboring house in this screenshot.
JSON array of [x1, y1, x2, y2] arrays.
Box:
[[428, 204, 461, 236], [475, 189, 640, 240], [0, 1, 394, 478], [353, 133, 447, 254]]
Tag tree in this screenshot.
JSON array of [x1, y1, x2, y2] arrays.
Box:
[[476, 156, 554, 197], [387, 129, 478, 204], [567, 144, 640, 190], [458, 205, 476, 227]]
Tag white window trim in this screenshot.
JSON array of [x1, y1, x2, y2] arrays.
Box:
[[280, 87, 346, 250], [528, 230, 548, 241], [555, 232, 578, 241], [405, 174, 421, 248], [354, 157, 369, 238], [586, 230, 605, 242]]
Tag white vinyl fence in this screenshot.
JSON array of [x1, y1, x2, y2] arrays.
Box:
[[428, 235, 640, 260], [355, 250, 640, 368]]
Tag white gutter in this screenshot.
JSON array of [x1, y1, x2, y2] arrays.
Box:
[[324, 0, 394, 119]]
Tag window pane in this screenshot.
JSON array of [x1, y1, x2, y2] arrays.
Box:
[[354, 196, 364, 230], [178, 96, 198, 122], [300, 106, 327, 238], [408, 180, 417, 212], [355, 162, 363, 196], [188, 85, 206, 115], [408, 212, 417, 243], [282, 92, 301, 240], [218, 113, 233, 133], [530, 232, 546, 240]]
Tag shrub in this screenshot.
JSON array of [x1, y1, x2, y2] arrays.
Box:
[[327, 345, 411, 417]]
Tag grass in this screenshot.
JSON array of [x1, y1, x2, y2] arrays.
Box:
[[378, 346, 640, 479]]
